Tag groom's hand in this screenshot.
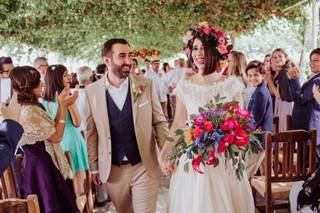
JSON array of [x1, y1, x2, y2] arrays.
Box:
[[92, 173, 102, 185]]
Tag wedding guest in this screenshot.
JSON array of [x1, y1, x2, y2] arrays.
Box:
[[145, 57, 168, 117], [267, 48, 296, 131], [228, 51, 249, 87], [144, 58, 151, 72], [0, 93, 23, 175], [33, 57, 48, 82], [131, 58, 143, 78], [76, 66, 92, 133], [96, 63, 108, 79], [289, 48, 320, 158], [289, 167, 320, 212], [0, 57, 14, 78], [42, 65, 89, 197], [245, 60, 273, 177], [10, 66, 78, 212]]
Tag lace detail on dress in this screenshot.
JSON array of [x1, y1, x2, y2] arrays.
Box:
[[175, 75, 244, 118], [19, 105, 72, 180]]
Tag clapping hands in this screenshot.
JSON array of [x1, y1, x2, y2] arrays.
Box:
[[0, 92, 21, 122], [56, 87, 78, 109]]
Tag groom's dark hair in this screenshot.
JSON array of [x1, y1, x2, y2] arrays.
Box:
[[101, 38, 130, 57]]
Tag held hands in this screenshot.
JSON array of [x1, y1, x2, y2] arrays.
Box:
[[158, 154, 174, 176], [312, 84, 320, 104], [57, 87, 78, 109], [0, 92, 21, 122], [92, 173, 102, 185]]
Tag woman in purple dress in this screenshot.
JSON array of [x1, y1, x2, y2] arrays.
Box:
[[10, 66, 79, 213]]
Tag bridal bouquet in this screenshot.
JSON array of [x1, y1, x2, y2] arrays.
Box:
[[167, 95, 263, 180]]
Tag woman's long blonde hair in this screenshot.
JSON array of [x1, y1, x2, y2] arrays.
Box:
[[228, 51, 247, 76]]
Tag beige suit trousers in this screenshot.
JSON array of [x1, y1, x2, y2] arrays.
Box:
[[105, 163, 160, 213]]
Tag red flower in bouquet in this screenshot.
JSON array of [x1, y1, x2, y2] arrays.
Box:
[[218, 141, 229, 153], [204, 121, 215, 132], [193, 127, 205, 139], [234, 128, 250, 147], [221, 118, 239, 131], [206, 148, 216, 165], [192, 155, 204, 174]]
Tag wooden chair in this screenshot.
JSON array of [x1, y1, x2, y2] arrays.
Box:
[[251, 129, 317, 213], [273, 116, 279, 133], [0, 194, 40, 213], [0, 164, 17, 199]]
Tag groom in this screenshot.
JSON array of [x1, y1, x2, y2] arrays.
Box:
[[84, 38, 168, 213]]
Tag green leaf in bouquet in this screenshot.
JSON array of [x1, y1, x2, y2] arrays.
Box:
[[191, 145, 199, 154], [189, 114, 197, 120], [184, 162, 190, 173], [175, 129, 185, 135], [198, 106, 205, 113], [214, 157, 219, 167], [228, 144, 240, 154], [214, 94, 220, 103], [166, 136, 175, 142], [187, 150, 193, 159]]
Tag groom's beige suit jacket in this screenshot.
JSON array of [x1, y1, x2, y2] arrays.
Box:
[[84, 75, 168, 183]]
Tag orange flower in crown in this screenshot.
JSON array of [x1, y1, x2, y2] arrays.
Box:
[[182, 21, 233, 60], [151, 48, 160, 57]]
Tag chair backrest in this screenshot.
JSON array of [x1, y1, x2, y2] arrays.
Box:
[[286, 115, 292, 131], [273, 116, 279, 133], [0, 194, 40, 213], [265, 129, 317, 185], [0, 165, 17, 199]]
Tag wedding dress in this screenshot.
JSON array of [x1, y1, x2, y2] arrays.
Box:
[[168, 74, 255, 213]]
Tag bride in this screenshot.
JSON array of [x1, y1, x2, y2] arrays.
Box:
[[158, 23, 255, 213]]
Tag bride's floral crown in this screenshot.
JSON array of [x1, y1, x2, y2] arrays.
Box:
[[182, 22, 233, 60]]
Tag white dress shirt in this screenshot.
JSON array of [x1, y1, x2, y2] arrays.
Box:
[[145, 68, 167, 102], [105, 77, 129, 111], [165, 67, 186, 96]]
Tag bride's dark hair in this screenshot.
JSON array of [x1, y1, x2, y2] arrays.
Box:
[[190, 36, 219, 76]]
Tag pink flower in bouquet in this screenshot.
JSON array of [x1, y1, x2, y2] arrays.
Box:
[[192, 155, 204, 174], [206, 148, 216, 165], [204, 121, 215, 132], [236, 108, 251, 119], [234, 128, 249, 147], [221, 118, 239, 131], [193, 127, 205, 139], [138, 85, 144, 94]]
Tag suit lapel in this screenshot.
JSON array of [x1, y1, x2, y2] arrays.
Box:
[[98, 77, 110, 133], [130, 76, 139, 125], [302, 73, 320, 90]]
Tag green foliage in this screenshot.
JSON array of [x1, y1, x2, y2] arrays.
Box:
[[0, 0, 306, 61]]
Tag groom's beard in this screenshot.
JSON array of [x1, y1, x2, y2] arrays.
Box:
[[110, 62, 131, 79]]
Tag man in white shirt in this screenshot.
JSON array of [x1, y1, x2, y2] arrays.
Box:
[[33, 57, 48, 83], [165, 58, 186, 118], [145, 57, 168, 117], [84, 38, 168, 213]]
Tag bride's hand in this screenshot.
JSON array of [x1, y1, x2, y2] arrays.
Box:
[[158, 154, 174, 176]]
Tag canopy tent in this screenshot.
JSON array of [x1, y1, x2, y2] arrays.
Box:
[[0, 0, 311, 61]]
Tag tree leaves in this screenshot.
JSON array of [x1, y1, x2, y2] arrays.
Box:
[[0, 0, 305, 61]]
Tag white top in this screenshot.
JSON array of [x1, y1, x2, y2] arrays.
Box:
[[105, 77, 129, 111], [165, 67, 186, 96], [145, 68, 167, 102], [175, 75, 244, 119], [74, 88, 87, 131]]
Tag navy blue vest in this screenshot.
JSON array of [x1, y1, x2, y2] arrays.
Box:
[[106, 85, 141, 166]]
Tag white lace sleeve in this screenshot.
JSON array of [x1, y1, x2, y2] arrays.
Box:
[[19, 105, 56, 146], [174, 78, 186, 104], [221, 76, 244, 99]]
